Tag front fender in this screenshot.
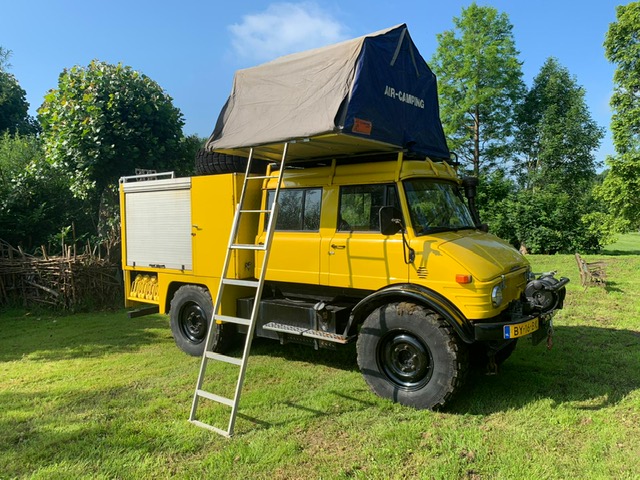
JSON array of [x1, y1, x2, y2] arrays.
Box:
[[349, 283, 474, 343]]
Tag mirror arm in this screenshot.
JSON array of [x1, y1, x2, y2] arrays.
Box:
[[393, 220, 415, 264]]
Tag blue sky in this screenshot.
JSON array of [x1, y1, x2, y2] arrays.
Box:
[[1, 0, 625, 164]]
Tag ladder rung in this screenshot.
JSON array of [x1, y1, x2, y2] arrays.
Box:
[[196, 389, 234, 407], [205, 351, 243, 365], [222, 278, 260, 288], [245, 175, 272, 180], [230, 243, 266, 251], [189, 419, 231, 437], [239, 209, 271, 214], [214, 314, 252, 326]]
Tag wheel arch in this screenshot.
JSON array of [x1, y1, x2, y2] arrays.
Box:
[[350, 283, 475, 344]]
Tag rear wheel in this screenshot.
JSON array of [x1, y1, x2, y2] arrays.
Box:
[[169, 285, 234, 356], [356, 302, 468, 410]]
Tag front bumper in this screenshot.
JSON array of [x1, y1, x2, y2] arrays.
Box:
[[473, 312, 554, 345]]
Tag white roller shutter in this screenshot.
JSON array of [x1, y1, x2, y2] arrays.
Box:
[[124, 178, 192, 270]]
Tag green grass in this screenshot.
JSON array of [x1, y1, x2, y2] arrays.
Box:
[[2, 253, 639, 479], [603, 232, 640, 255]]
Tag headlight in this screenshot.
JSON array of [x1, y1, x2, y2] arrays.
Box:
[[491, 284, 503, 308]]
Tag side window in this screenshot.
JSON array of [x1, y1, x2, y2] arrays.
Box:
[[266, 188, 322, 231], [338, 184, 399, 232]]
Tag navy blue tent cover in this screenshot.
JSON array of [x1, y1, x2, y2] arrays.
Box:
[[206, 24, 450, 161]]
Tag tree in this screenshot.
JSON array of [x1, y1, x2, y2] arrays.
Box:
[[38, 60, 186, 198], [0, 133, 90, 251], [514, 57, 604, 194], [482, 59, 606, 253], [597, 2, 640, 230], [0, 47, 37, 135], [500, 186, 604, 254], [430, 3, 525, 176], [0, 46, 11, 71]]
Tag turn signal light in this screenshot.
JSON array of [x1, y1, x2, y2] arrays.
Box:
[[456, 274, 472, 284]]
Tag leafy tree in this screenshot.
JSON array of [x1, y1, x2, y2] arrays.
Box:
[[480, 59, 606, 253], [178, 134, 206, 177], [476, 167, 516, 242], [38, 60, 186, 199], [597, 2, 640, 230], [0, 47, 38, 135], [0, 133, 90, 251], [514, 57, 604, 194], [0, 46, 11, 71], [430, 3, 525, 176], [481, 185, 605, 254]]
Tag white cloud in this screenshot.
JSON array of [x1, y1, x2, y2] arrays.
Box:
[[229, 2, 349, 63]]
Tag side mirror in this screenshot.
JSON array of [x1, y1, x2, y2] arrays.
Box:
[[462, 176, 482, 227], [462, 176, 479, 199], [379, 206, 404, 236]]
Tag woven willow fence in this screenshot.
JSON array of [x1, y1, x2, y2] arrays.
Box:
[[0, 240, 122, 310]]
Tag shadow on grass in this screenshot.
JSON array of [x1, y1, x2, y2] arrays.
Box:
[[603, 281, 624, 294], [244, 324, 639, 418], [601, 249, 640, 256], [0, 311, 169, 362], [235, 324, 639, 422], [447, 325, 640, 414], [245, 337, 360, 373]]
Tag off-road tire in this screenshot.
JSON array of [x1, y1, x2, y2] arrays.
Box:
[[169, 285, 234, 356], [356, 302, 468, 410], [195, 149, 267, 175]]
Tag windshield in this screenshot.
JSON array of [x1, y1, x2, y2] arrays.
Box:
[[403, 179, 475, 235]]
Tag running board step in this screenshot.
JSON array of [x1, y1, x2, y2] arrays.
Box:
[[262, 322, 353, 344]]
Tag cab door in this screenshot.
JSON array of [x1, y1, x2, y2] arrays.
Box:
[[257, 187, 323, 284], [327, 183, 408, 289]]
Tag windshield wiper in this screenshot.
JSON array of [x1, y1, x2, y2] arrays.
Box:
[[422, 225, 476, 234]]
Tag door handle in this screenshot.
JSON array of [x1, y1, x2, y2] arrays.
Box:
[[331, 244, 346, 250]]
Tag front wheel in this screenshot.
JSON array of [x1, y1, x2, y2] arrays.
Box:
[[169, 285, 234, 356], [356, 302, 468, 409]]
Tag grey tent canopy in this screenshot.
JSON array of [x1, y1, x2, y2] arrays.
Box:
[[205, 24, 450, 162]]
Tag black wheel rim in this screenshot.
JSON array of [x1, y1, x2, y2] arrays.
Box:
[[378, 330, 433, 390], [179, 301, 207, 343]]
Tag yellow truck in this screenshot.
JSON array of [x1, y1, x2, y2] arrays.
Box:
[[119, 24, 568, 410]]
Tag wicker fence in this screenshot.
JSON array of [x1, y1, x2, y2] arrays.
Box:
[[0, 240, 122, 310]]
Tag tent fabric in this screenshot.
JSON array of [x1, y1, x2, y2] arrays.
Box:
[[206, 24, 450, 160]]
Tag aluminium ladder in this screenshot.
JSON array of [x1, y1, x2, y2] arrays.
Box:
[[189, 144, 289, 437]]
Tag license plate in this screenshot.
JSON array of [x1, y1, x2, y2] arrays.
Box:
[[504, 318, 539, 339]]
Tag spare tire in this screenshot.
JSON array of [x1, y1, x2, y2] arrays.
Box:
[[195, 149, 267, 175]]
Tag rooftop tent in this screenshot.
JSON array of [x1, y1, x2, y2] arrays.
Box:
[[205, 24, 450, 162]]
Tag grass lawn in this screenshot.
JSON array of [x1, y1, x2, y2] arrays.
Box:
[[603, 231, 640, 255], [1, 252, 639, 479]]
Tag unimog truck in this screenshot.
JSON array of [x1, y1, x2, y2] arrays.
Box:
[[120, 24, 568, 410]]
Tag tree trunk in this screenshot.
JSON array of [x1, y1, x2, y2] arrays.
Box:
[[473, 106, 480, 176]]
